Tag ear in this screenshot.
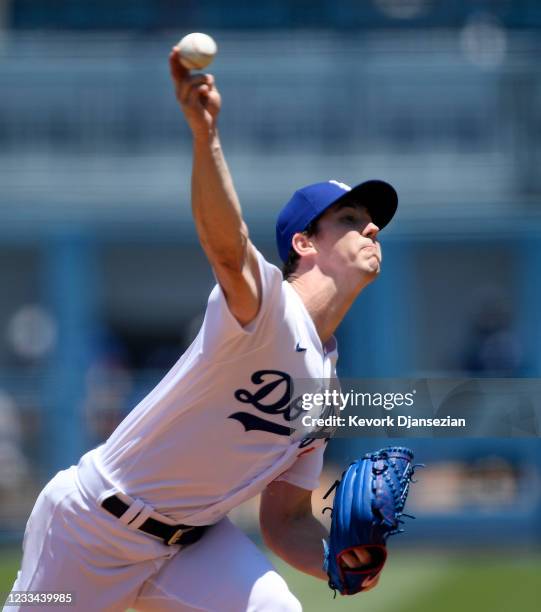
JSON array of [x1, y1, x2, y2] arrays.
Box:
[[291, 232, 317, 258]]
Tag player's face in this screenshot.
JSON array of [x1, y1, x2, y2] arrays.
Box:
[[312, 203, 382, 281]]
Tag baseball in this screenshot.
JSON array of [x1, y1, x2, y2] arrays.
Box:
[[175, 32, 217, 70]]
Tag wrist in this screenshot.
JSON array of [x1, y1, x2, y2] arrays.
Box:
[[191, 126, 219, 148]]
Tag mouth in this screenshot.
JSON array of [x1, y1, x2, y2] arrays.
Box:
[[361, 246, 381, 268], [362, 245, 380, 259]]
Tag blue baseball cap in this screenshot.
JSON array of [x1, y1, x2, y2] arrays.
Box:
[[275, 179, 398, 262]]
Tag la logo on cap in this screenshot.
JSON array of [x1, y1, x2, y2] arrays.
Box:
[[328, 180, 351, 191]]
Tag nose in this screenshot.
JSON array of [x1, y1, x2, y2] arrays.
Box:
[[362, 222, 380, 240]]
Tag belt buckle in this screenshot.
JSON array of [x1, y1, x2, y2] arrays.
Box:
[[167, 527, 192, 546]]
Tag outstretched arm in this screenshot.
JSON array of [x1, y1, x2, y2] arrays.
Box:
[[169, 48, 261, 326]]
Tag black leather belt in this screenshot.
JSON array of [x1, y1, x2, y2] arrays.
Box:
[[101, 495, 207, 546]]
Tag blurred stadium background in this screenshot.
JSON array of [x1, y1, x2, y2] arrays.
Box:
[[0, 1, 540, 610]]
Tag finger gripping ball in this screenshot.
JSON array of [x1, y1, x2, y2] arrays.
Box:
[[176, 33, 217, 70]]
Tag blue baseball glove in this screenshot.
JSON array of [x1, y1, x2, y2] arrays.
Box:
[[322, 446, 419, 595]]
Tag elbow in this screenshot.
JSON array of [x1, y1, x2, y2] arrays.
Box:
[[260, 524, 273, 550], [260, 519, 285, 557], [260, 501, 285, 554]]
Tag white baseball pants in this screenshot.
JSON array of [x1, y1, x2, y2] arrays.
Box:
[[5, 466, 302, 612]]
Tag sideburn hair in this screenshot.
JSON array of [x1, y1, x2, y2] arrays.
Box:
[[282, 218, 320, 281]]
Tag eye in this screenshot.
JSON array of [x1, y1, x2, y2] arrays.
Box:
[[341, 215, 357, 224]]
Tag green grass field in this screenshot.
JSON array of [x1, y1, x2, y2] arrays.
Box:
[[272, 552, 541, 612], [2, 547, 540, 611]]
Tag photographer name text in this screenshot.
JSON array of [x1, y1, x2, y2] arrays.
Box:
[[301, 414, 466, 429]]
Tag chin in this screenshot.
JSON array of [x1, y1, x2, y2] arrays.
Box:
[[358, 266, 380, 283], [359, 253, 380, 271], [363, 258, 380, 273]]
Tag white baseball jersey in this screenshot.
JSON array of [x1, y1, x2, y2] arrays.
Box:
[[79, 249, 338, 526]]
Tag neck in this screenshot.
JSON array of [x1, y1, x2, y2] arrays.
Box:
[[289, 270, 372, 344]]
